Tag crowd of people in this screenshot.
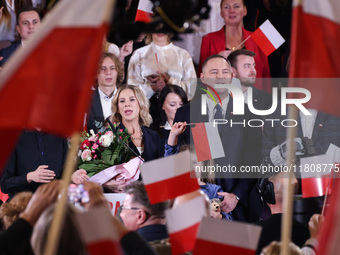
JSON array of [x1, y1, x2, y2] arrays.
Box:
[[0, 0, 338, 254]]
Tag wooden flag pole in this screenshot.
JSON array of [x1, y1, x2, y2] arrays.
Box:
[[43, 132, 81, 255], [280, 105, 298, 255]]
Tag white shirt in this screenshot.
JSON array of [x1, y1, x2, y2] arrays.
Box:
[[127, 42, 197, 100], [300, 109, 318, 139], [207, 96, 230, 122], [98, 87, 117, 119]]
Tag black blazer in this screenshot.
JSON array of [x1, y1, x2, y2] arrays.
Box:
[[0, 42, 21, 66], [87, 88, 105, 133], [174, 97, 262, 221], [116, 123, 163, 162], [0, 130, 68, 200]]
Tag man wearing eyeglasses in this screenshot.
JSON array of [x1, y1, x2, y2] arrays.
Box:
[[120, 181, 170, 242]]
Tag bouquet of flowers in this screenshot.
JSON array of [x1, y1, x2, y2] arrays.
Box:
[[78, 124, 133, 177]]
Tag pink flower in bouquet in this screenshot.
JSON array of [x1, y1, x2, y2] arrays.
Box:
[[105, 131, 113, 137], [99, 134, 113, 147], [81, 140, 90, 150], [81, 149, 92, 161], [88, 136, 97, 142], [92, 143, 99, 150], [119, 129, 123, 132]]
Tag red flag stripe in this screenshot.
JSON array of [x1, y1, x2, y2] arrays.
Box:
[[145, 171, 199, 204], [169, 223, 200, 255], [192, 123, 211, 162], [135, 10, 152, 23], [301, 177, 332, 198], [87, 240, 121, 255], [193, 239, 255, 255], [251, 28, 276, 56]]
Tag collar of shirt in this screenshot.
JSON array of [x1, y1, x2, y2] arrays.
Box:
[[98, 87, 117, 119], [207, 95, 230, 122], [98, 87, 116, 102], [299, 109, 318, 139]]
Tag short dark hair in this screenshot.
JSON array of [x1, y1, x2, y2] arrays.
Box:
[[227, 49, 256, 68], [16, 6, 40, 25], [201, 54, 231, 73], [124, 181, 169, 217]]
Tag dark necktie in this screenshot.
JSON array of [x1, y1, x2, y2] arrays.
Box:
[[214, 104, 223, 132]]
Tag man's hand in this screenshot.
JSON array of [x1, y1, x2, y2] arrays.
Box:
[[27, 165, 56, 183], [71, 169, 89, 184], [19, 180, 61, 225], [308, 213, 324, 239], [217, 192, 238, 213], [150, 77, 166, 92]]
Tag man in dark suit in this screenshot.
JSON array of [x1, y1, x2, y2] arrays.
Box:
[[174, 55, 262, 221], [0, 7, 41, 66], [227, 49, 272, 111]]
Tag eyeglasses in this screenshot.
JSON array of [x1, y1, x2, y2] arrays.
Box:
[[120, 206, 142, 211]]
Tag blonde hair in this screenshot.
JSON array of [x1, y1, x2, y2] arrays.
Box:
[[96, 52, 124, 87], [144, 33, 173, 45], [111, 84, 152, 126], [0, 192, 33, 230], [0, 1, 12, 30]]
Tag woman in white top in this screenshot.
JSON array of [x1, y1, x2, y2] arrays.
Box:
[[127, 33, 196, 100]]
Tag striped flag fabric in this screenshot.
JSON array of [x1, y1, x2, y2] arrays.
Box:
[[141, 150, 200, 204], [288, 0, 340, 117], [300, 144, 340, 198], [75, 205, 122, 255], [135, 0, 153, 23], [0, 0, 113, 170], [166, 196, 207, 255], [251, 19, 285, 56], [193, 217, 262, 255], [191, 122, 225, 162]]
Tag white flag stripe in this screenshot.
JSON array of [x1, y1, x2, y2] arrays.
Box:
[[166, 196, 206, 233], [58, 0, 115, 26], [197, 217, 262, 250], [137, 0, 153, 13], [327, 144, 340, 163], [141, 150, 192, 185], [300, 0, 340, 25], [75, 205, 120, 242], [260, 20, 285, 49], [0, 0, 113, 90], [205, 123, 225, 159]]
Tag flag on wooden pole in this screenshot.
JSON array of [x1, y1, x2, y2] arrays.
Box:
[[135, 0, 153, 23]]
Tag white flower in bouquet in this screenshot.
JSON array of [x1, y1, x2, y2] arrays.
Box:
[[81, 149, 92, 161], [99, 134, 113, 147]]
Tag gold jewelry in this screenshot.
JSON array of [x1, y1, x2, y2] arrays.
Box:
[[131, 129, 143, 140]]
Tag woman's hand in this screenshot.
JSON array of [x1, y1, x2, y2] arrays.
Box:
[[71, 169, 89, 184], [167, 122, 187, 146], [119, 40, 133, 62]]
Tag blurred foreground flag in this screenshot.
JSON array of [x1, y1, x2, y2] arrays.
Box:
[[193, 217, 262, 255], [0, 0, 113, 170], [289, 0, 340, 117], [135, 0, 153, 23], [141, 150, 199, 204], [75, 205, 122, 255], [300, 144, 340, 198], [192, 123, 225, 162], [166, 196, 207, 255], [251, 19, 285, 56]]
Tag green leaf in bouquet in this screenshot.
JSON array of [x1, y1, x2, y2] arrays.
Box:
[[78, 160, 112, 177]]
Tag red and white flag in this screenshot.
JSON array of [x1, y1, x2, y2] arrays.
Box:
[[166, 196, 207, 255], [135, 0, 153, 23], [251, 19, 285, 56], [0, 0, 113, 170], [300, 144, 340, 198], [193, 217, 262, 255], [191, 122, 225, 162], [141, 150, 200, 204], [75, 205, 122, 255], [289, 0, 340, 117]]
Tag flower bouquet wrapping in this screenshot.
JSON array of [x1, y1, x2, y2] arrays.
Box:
[[78, 124, 142, 185]]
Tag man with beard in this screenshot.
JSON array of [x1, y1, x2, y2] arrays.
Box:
[[228, 49, 272, 111]]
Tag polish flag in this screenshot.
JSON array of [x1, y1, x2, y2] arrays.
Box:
[[141, 150, 199, 204], [289, 0, 340, 117], [75, 205, 122, 255], [0, 0, 113, 170], [166, 196, 207, 255], [251, 19, 285, 56], [193, 217, 262, 255], [300, 144, 340, 198], [135, 0, 153, 23], [191, 122, 225, 162]]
